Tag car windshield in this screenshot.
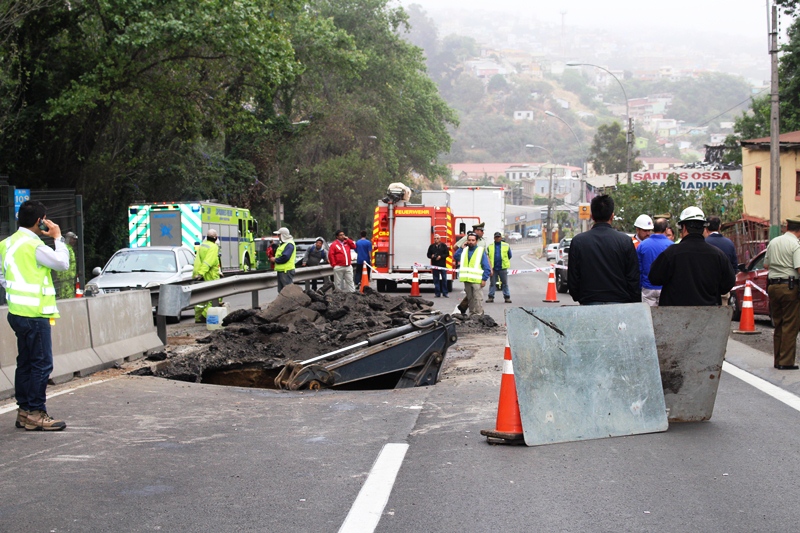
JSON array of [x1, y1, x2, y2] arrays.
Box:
[[105, 250, 177, 273]]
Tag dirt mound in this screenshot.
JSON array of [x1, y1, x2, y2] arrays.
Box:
[[147, 285, 445, 383]]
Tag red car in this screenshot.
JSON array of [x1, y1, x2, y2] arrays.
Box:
[[729, 250, 769, 322]]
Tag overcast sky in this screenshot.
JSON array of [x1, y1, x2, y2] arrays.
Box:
[[402, 0, 776, 45]]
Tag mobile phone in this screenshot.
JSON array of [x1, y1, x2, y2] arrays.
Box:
[[38, 220, 48, 231]]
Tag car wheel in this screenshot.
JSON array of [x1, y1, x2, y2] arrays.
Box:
[[729, 293, 741, 322], [556, 269, 568, 293]]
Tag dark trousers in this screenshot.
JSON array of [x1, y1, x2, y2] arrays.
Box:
[[8, 314, 54, 412], [277, 270, 295, 293], [432, 268, 448, 296], [768, 283, 800, 366]]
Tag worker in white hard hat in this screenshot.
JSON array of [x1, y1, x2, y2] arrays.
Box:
[[648, 206, 735, 306], [631, 214, 654, 249], [193, 228, 223, 322]]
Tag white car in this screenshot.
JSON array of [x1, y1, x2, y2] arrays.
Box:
[[545, 243, 559, 261], [527, 228, 540, 238], [507, 231, 523, 243]]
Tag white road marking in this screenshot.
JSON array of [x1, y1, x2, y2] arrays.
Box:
[[723, 361, 800, 412], [0, 378, 114, 415], [339, 442, 409, 533]]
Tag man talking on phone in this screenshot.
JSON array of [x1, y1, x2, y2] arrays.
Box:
[[0, 200, 70, 431]]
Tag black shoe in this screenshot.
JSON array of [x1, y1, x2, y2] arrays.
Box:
[[486, 297, 494, 303], [775, 365, 800, 370], [434, 294, 440, 298], [443, 294, 449, 298], [504, 298, 512, 303]]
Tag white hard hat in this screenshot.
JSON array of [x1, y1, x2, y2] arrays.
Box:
[[633, 214, 654, 230], [678, 206, 706, 224]]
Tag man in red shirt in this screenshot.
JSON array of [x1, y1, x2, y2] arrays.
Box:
[[329, 229, 356, 292]]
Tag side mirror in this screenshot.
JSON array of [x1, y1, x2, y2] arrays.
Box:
[[181, 264, 194, 273], [92, 267, 102, 277], [737, 263, 745, 272]]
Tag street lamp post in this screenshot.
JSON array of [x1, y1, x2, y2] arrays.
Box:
[[544, 111, 588, 233], [566, 62, 632, 184], [525, 144, 555, 248]]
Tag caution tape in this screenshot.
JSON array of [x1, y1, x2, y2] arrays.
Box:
[[730, 280, 768, 297]]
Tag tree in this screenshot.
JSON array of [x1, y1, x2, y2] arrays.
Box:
[[487, 74, 509, 93], [588, 122, 638, 175]]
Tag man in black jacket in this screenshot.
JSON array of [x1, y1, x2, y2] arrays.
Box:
[[568, 195, 641, 304], [426, 234, 450, 297], [648, 207, 735, 306]]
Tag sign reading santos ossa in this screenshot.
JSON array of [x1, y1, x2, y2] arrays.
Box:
[[633, 169, 742, 190]]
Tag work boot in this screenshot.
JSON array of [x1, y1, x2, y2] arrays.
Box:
[[486, 297, 494, 303], [24, 410, 66, 431], [504, 296, 512, 304], [15, 408, 29, 429]]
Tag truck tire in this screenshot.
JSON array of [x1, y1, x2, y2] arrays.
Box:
[[377, 280, 386, 292]]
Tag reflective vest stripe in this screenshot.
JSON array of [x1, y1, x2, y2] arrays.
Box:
[[41, 305, 58, 314], [6, 294, 41, 307], [5, 280, 41, 293]]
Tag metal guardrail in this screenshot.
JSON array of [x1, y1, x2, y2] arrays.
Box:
[[155, 265, 334, 343]]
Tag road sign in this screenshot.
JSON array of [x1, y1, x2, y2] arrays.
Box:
[[14, 189, 30, 219], [579, 203, 590, 220]]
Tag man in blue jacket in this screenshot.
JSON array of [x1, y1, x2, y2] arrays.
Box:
[[637, 218, 673, 306], [355, 231, 372, 288]]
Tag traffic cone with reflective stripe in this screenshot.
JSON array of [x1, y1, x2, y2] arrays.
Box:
[[409, 265, 421, 297], [543, 266, 559, 303], [481, 336, 524, 444], [359, 263, 369, 294], [75, 281, 84, 298], [733, 281, 760, 335]]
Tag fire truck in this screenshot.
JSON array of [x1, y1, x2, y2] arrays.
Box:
[[371, 184, 455, 293]]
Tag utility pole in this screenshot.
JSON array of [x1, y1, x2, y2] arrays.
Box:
[[627, 118, 635, 185], [769, 2, 781, 239]]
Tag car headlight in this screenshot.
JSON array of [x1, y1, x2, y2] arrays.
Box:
[[85, 283, 100, 296]]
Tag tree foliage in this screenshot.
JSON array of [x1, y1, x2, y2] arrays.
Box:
[[588, 122, 639, 175]]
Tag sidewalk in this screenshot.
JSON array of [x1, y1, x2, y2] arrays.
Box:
[[724, 336, 800, 396]]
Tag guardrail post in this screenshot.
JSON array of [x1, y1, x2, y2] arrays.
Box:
[[251, 290, 259, 309]]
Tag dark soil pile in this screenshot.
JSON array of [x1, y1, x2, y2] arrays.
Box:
[[141, 284, 496, 383]]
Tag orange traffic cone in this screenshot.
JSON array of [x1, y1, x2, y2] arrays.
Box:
[[75, 281, 84, 298], [480, 336, 525, 444], [409, 265, 421, 297], [733, 281, 760, 335], [543, 266, 559, 303], [359, 263, 369, 294]]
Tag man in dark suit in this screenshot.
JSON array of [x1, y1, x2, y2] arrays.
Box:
[[705, 216, 738, 306]]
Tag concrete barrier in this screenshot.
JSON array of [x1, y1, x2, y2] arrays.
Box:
[[0, 290, 162, 400], [87, 290, 163, 364]]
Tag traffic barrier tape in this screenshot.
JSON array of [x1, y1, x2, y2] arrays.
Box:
[[730, 280, 768, 297]]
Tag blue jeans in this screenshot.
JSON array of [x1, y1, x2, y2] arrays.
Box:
[[432, 268, 448, 296], [488, 269, 510, 298], [8, 314, 54, 412]]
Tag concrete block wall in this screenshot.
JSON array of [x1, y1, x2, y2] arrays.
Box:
[[0, 290, 163, 400]]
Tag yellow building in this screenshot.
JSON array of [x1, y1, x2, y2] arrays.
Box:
[[741, 131, 800, 222]]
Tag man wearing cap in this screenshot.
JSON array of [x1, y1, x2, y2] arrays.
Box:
[[453, 232, 491, 315], [55, 231, 78, 299], [636, 218, 672, 306], [486, 232, 512, 303], [649, 206, 735, 306], [763, 216, 800, 370], [270, 227, 296, 293], [194, 229, 223, 322], [426, 234, 450, 298], [568, 195, 640, 305], [631, 214, 653, 249]]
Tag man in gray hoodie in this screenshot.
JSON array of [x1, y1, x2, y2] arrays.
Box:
[[302, 237, 328, 290]]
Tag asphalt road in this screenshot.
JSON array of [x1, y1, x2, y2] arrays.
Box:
[[1, 242, 799, 532]]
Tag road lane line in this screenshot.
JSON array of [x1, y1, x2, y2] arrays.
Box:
[[0, 378, 114, 415], [723, 361, 800, 412], [339, 442, 409, 533]]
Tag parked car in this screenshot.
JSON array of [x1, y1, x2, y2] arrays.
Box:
[[545, 243, 559, 261], [730, 250, 769, 322], [527, 228, 540, 238], [85, 246, 196, 315], [555, 238, 572, 293], [507, 231, 523, 243]]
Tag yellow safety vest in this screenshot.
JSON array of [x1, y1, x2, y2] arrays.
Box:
[[459, 246, 485, 284], [0, 231, 59, 318], [194, 240, 221, 280], [274, 240, 296, 272], [487, 242, 510, 270]]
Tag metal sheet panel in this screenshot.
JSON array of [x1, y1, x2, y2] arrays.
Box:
[[507, 304, 668, 447], [651, 306, 732, 422], [393, 217, 431, 269], [149, 211, 182, 246]]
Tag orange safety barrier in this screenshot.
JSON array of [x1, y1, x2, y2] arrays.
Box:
[[480, 336, 524, 444], [410, 265, 421, 297], [733, 281, 759, 335], [543, 266, 559, 303]]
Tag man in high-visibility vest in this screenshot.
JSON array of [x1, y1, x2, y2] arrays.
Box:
[[54, 231, 78, 299], [453, 232, 491, 316], [0, 200, 69, 431], [193, 229, 222, 323], [486, 231, 512, 303], [270, 227, 296, 293]]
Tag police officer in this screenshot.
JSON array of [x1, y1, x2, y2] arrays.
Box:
[[193, 229, 222, 323], [764, 216, 800, 370], [270, 227, 296, 293], [0, 200, 69, 430], [486, 232, 512, 303]]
